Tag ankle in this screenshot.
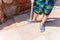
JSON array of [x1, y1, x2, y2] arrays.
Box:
[[32, 19, 37, 21], [40, 22, 45, 26]]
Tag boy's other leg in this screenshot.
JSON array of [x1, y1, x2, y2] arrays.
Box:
[[40, 14, 49, 32], [40, 14, 44, 21], [32, 13, 39, 21], [41, 14, 48, 25]]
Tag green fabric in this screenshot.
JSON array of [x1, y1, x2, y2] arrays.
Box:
[[33, 0, 54, 15]]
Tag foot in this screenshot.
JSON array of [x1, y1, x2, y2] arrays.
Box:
[[28, 19, 37, 23], [31, 19, 42, 23], [28, 19, 42, 23], [40, 24, 45, 32], [31, 20, 42, 23]]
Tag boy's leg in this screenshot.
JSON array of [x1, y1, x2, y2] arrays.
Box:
[[39, 2, 54, 32], [40, 14, 49, 32], [32, 13, 44, 22], [40, 5, 53, 32], [40, 14, 44, 21], [41, 14, 48, 26], [32, 13, 39, 21]]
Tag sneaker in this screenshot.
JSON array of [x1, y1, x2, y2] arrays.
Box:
[[40, 24, 45, 32]]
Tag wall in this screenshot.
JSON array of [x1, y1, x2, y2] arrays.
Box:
[[0, 0, 31, 24]]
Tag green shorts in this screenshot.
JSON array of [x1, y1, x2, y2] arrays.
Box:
[[33, 0, 55, 15]]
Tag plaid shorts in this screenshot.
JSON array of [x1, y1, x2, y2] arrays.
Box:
[[33, 0, 55, 15]]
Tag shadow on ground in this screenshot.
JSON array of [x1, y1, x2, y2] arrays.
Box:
[[0, 18, 15, 30], [45, 18, 60, 27], [0, 12, 30, 30]]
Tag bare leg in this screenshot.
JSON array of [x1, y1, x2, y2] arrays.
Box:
[[40, 14, 49, 32], [40, 14, 44, 21], [32, 13, 39, 21], [41, 14, 48, 25], [32, 13, 45, 22]]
